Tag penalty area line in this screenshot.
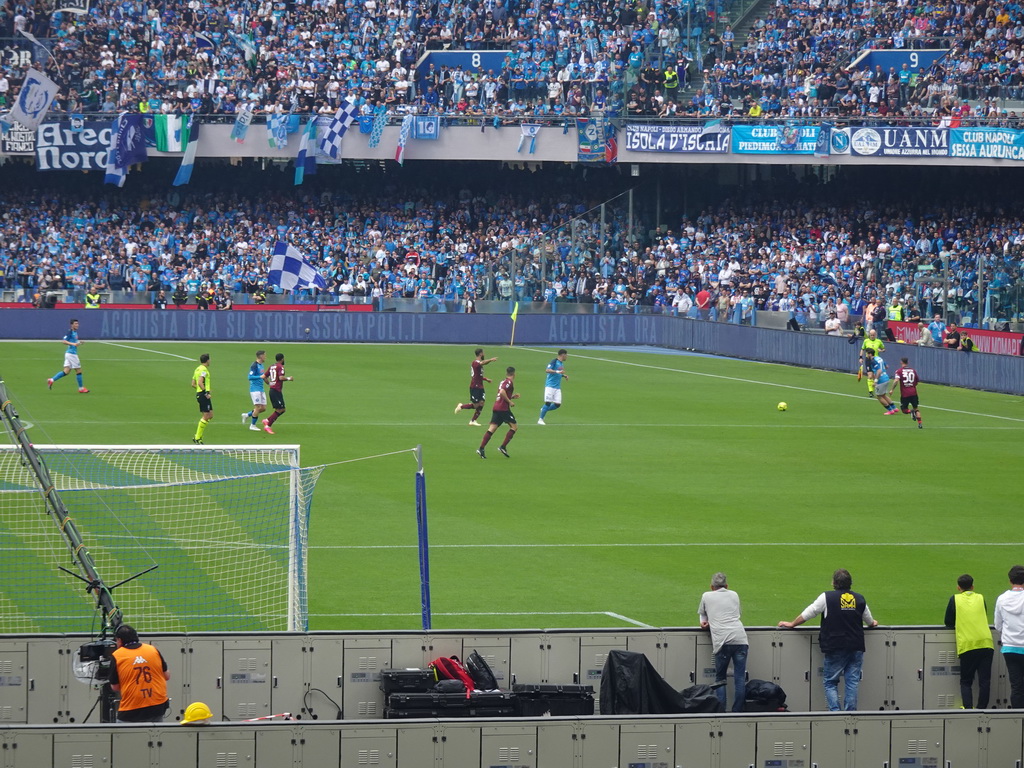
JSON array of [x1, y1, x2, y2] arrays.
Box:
[[520, 347, 1024, 424], [96, 341, 195, 361], [309, 541, 1024, 550], [308, 610, 651, 627]]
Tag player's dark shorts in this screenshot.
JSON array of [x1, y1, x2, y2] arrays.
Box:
[[269, 389, 285, 410], [196, 392, 212, 413], [489, 409, 517, 426], [900, 395, 919, 410], [468, 387, 485, 404]]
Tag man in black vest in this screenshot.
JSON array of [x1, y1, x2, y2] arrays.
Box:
[[778, 569, 878, 711]]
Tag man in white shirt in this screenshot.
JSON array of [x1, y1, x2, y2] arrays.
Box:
[[699, 573, 749, 712]]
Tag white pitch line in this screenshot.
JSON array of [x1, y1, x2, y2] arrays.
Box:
[[307, 611, 646, 620], [521, 347, 1024, 424], [309, 542, 1024, 550], [96, 341, 195, 360]]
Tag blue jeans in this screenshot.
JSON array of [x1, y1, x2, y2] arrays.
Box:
[[822, 650, 864, 711], [714, 644, 748, 712]]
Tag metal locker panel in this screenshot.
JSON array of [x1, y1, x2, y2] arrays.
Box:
[[111, 727, 199, 768], [627, 632, 696, 691], [889, 631, 925, 711], [254, 725, 300, 767], [481, 725, 536, 768], [654, 632, 697, 691], [981, 713, 1024, 768], [141, 636, 188, 723], [340, 727, 398, 768], [580, 636, 627, 701], [889, 718, 943, 767], [396, 725, 438, 768], [255, 725, 339, 768], [343, 640, 390, 721], [509, 636, 549, 684], [773, 630, 813, 712], [2, 730, 54, 768], [269, 639, 309, 719], [197, 729, 255, 768], [460, 637, 511, 689], [695, 636, 718, 687], [391, 636, 432, 669], [183, 638, 225, 722], [810, 632, 888, 712], [942, 713, 986, 768], [808, 717, 855, 768], [576, 722, 619, 768], [0, 649, 27, 724], [992, 640, 1012, 709], [674, 719, 717, 768], [26, 637, 67, 724], [222, 640, 272, 721], [436, 722, 482, 768], [922, 632, 962, 710], [619, 722, 673, 768], [713, 718, 757, 768], [755, 722, 810, 768], [53, 731, 111, 768], [305, 637, 343, 721], [536, 723, 577, 768], [743, 630, 777, 700]]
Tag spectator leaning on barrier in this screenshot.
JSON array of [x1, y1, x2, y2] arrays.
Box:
[[779, 569, 878, 712], [698, 572, 749, 713], [944, 574, 994, 709], [995, 565, 1024, 709]]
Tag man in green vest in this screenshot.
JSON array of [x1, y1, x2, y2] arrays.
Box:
[[887, 299, 903, 322], [944, 574, 994, 708], [84, 287, 101, 309]]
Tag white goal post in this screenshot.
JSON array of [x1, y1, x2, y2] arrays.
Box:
[[0, 444, 322, 633]]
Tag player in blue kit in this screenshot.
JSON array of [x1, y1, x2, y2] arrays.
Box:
[[863, 348, 897, 415], [241, 350, 267, 431], [47, 318, 89, 393], [538, 349, 568, 425]]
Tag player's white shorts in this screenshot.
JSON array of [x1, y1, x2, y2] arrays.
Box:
[[250, 391, 267, 406], [543, 386, 562, 405], [64, 353, 81, 370]]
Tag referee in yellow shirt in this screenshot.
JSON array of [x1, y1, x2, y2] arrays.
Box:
[[191, 353, 213, 444], [859, 330, 885, 396]]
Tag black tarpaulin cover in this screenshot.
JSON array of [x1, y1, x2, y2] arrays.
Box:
[[599, 649, 690, 714]]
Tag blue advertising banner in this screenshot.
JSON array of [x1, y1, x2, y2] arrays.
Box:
[[414, 50, 511, 81], [850, 49, 949, 74], [35, 121, 111, 170], [731, 125, 819, 154], [848, 126, 948, 157], [624, 124, 729, 153], [950, 127, 1024, 160]]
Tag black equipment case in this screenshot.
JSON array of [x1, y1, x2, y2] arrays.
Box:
[[380, 669, 437, 695], [384, 691, 518, 719], [512, 683, 595, 716]]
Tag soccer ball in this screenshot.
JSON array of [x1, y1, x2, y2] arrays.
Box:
[[777, 402, 788, 411]]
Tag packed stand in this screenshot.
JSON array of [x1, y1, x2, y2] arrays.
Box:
[[649, 0, 1024, 121], [0, 0, 706, 120], [2, 180, 1022, 327]]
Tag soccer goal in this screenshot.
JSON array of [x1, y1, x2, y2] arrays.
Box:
[[0, 445, 323, 634]]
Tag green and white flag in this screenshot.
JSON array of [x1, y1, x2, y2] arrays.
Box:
[[154, 115, 191, 152]]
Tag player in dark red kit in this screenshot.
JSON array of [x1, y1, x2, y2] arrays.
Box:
[[478, 367, 519, 458], [262, 353, 294, 435], [893, 356, 923, 428], [455, 348, 497, 426]]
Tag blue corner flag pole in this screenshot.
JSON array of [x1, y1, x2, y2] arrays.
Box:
[[414, 445, 432, 630]]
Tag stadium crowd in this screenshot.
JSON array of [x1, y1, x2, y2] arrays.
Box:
[[4, 0, 1024, 123], [0, 0, 714, 120], [2, 177, 1021, 327]]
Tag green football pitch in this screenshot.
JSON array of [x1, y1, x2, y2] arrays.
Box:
[[1, 338, 1022, 632]]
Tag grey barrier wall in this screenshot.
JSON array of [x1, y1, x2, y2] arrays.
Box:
[[3, 308, 1022, 394], [0, 627, 1009, 726], [0, 711, 1021, 768]]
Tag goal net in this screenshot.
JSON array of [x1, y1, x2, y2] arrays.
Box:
[[0, 445, 323, 634]]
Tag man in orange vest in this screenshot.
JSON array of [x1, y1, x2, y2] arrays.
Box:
[[109, 624, 170, 722]]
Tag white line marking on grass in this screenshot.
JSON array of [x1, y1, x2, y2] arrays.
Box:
[[310, 542, 1024, 550], [520, 347, 1024, 423], [606, 612, 653, 628], [96, 341, 194, 360]]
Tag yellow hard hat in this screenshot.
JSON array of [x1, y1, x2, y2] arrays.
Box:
[[182, 702, 213, 725]]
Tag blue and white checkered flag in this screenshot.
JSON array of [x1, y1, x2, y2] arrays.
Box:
[[318, 99, 358, 160], [268, 242, 327, 292]]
